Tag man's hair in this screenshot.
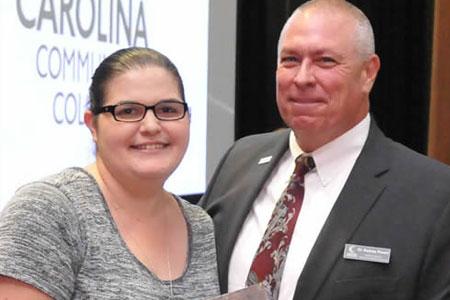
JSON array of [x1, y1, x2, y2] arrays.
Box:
[[279, 0, 375, 59]]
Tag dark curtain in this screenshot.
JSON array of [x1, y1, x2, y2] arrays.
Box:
[[235, 0, 434, 154]]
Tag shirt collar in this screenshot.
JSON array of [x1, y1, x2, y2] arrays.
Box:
[[288, 114, 371, 186]]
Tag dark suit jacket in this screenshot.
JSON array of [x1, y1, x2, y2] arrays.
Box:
[[200, 121, 450, 300]]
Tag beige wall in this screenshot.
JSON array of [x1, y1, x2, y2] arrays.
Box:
[[428, 0, 450, 165]]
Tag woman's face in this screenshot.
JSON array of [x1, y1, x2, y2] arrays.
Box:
[[85, 66, 190, 184]]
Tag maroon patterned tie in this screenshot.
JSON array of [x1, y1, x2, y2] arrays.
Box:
[[246, 155, 315, 299]]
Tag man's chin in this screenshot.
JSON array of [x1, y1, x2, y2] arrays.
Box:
[[287, 115, 323, 132]]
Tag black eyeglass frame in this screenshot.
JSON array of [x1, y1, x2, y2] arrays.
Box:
[[92, 100, 189, 122]]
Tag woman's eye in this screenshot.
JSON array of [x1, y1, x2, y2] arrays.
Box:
[[121, 108, 136, 115], [116, 105, 141, 117], [161, 106, 177, 113]]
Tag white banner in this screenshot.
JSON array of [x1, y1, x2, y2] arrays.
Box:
[[0, 0, 209, 209]]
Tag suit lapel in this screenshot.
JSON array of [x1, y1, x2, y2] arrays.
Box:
[[293, 122, 392, 300], [216, 130, 290, 291]]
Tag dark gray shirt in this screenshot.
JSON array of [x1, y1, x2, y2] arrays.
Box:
[[0, 168, 220, 300]]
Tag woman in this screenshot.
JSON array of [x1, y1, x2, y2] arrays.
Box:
[[0, 47, 220, 299]]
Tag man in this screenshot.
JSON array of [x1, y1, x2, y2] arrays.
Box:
[[200, 0, 450, 299]]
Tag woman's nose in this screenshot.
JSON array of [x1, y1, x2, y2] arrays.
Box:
[[139, 110, 162, 134]]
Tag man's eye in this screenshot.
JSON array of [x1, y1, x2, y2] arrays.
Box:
[[322, 57, 335, 62], [317, 57, 337, 66], [280, 56, 298, 63]]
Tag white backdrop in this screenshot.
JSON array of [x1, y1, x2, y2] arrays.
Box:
[[0, 0, 209, 210]]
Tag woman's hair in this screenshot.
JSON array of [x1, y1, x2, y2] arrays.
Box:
[[89, 47, 185, 112]]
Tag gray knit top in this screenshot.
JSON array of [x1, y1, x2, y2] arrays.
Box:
[[0, 168, 220, 299]]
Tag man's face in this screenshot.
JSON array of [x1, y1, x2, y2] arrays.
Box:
[[276, 8, 379, 151]]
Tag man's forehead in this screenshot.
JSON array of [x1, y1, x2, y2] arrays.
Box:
[[292, 5, 355, 26], [278, 14, 359, 60], [284, 12, 355, 39], [282, 8, 357, 42]]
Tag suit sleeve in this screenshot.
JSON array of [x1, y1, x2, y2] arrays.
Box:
[[199, 144, 234, 210], [416, 198, 450, 300]]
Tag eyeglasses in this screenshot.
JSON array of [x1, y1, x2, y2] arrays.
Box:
[[93, 100, 189, 122]]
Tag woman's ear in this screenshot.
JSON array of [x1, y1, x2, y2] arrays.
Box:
[[84, 110, 98, 143]]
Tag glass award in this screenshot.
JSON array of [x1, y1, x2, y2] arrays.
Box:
[[210, 284, 272, 300]]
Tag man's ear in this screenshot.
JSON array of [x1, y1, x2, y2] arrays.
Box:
[[84, 110, 98, 143], [362, 54, 381, 94]]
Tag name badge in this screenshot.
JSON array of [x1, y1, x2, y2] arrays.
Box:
[[343, 243, 391, 264]]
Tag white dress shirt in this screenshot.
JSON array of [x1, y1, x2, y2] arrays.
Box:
[[228, 115, 371, 300]]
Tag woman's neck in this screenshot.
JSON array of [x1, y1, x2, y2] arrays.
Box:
[[86, 162, 188, 282], [85, 161, 171, 217]]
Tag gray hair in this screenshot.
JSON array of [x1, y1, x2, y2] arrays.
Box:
[[279, 0, 375, 59]]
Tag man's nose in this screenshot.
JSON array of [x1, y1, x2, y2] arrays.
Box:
[[293, 62, 315, 87]]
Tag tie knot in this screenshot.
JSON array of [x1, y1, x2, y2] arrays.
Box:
[[294, 155, 315, 176]]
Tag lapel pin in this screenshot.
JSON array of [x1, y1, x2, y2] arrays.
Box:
[[258, 156, 272, 165], [343, 243, 391, 264]]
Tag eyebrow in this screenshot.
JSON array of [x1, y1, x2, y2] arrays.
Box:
[[115, 98, 184, 105], [280, 47, 344, 59]]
